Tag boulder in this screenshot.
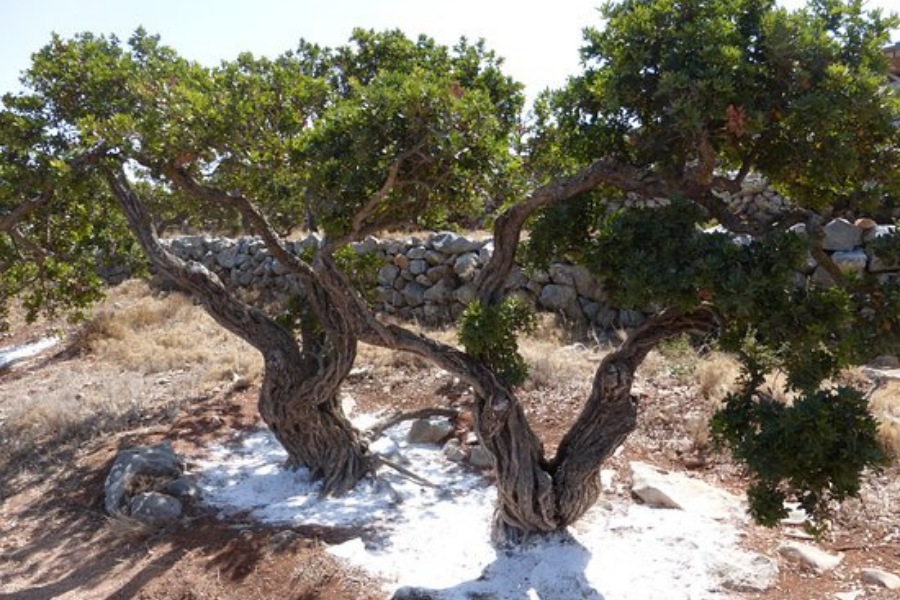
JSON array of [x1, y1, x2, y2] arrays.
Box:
[[407, 246, 428, 260], [454, 283, 477, 305], [163, 475, 203, 502], [377, 264, 400, 287], [423, 279, 455, 303], [431, 231, 481, 255], [862, 568, 900, 589], [442, 439, 467, 463], [129, 491, 182, 527], [711, 551, 779, 592], [105, 442, 182, 515], [401, 282, 427, 308], [408, 418, 454, 445], [822, 218, 863, 251], [453, 253, 480, 280], [777, 542, 843, 573], [538, 284, 578, 314], [468, 445, 493, 469], [629, 461, 742, 521], [409, 259, 428, 276]]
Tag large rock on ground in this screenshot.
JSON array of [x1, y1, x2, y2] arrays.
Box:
[[711, 551, 779, 592], [862, 568, 900, 589], [129, 491, 183, 527], [629, 461, 742, 521], [777, 542, 843, 573], [105, 442, 182, 515], [407, 418, 454, 445]]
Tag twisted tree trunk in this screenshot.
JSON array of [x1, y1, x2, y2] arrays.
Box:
[[104, 166, 371, 495]]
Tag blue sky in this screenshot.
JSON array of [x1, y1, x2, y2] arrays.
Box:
[[1, 0, 897, 101]]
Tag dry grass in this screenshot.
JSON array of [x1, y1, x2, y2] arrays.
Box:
[[0, 280, 263, 470], [870, 380, 900, 459], [74, 280, 262, 385]]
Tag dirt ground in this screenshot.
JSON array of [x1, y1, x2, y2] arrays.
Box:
[[0, 301, 898, 600]]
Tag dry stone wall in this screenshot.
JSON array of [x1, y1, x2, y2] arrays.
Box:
[[159, 216, 898, 331]]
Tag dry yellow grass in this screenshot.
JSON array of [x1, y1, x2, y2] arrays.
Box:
[[0, 280, 263, 468], [75, 280, 262, 384], [870, 380, 900, 459]]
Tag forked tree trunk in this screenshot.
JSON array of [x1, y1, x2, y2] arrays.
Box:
[[474, 308, 719, 544], [105, 166, 371, 496]]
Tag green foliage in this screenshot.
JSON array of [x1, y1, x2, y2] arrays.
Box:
[[458, 298, 537, 386], [711, 371, 887, 530], [333, 246, 382, 306], [1, 27, 523, 327], [533, 0, 900, 208]]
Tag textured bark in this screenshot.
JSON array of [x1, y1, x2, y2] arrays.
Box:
[[104, 166, 371, 495]]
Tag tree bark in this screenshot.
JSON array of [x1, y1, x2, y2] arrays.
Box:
[[103, 165, 371, 495]]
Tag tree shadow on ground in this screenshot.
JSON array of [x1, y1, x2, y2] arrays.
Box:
[[391, 532, 605, 600]]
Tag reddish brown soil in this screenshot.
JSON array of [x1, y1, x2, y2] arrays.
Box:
[[0, 344, 897, 599]]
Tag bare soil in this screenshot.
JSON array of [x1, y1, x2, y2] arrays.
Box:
[[0, 317, 897, 600]]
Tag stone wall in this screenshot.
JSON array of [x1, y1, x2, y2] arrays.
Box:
[[159, 217, 898, 330]]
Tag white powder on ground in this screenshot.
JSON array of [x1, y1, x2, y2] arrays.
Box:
[[195, 419, 744, 600]]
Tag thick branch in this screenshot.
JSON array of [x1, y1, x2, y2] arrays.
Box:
[[550, 307, 720, 525], [0, 190, 54, 235], [103, 164, 299, 358]]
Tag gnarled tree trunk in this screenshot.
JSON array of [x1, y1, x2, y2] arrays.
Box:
[[104, 165, 371, 495]]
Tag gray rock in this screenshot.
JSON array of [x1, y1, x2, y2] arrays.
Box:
[[549, 264, 576, 286], [538, 284, 578, 314], [391, 290, 407, 309], [479, 241, 494, 265], [571, 265, 604, 302], [454, 283, 477, 306], [831, 250, 867, 274], [468, 445, 493, 469], [777, 542, 843, 572], [408, 418, 454, 445], [862, 568, 900, 589], [407, 246, 428, 260], [431, 231, 481, 255], [442, 439, 467, 463], [216, 245, 241, 269], [409, 259, 428, 276], [424, 250, 445, 266], [620, 309, 645, 328], [271, 258, 291, 276], [163, 475, 202, 501], [712, 551, 779, 592], [105, 442, 182, 515], [863, 223, 897, 244], [629, 461, 742, 521], [129, 492, 182, 527], [402, 282, 426, 308], [504, 267, 528, 290], [425, 264, 453, 283], [822, 218, 863, 251], [531, 268, 551, 284], [453, 253, 480, 280], [835, 590, 864, 600], [423, 279, 455, 303]]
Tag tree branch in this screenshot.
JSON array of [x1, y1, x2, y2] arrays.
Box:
[[0, 190, 54, 235], [102, 164, 300, 357]]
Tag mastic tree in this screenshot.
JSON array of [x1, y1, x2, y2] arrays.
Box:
[[2, 0, 898, 546]]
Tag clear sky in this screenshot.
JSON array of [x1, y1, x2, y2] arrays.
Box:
[[1, 0, 898, 102]]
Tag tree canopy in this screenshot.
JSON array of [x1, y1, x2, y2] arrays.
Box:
[[2, 0, 898, 542]]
